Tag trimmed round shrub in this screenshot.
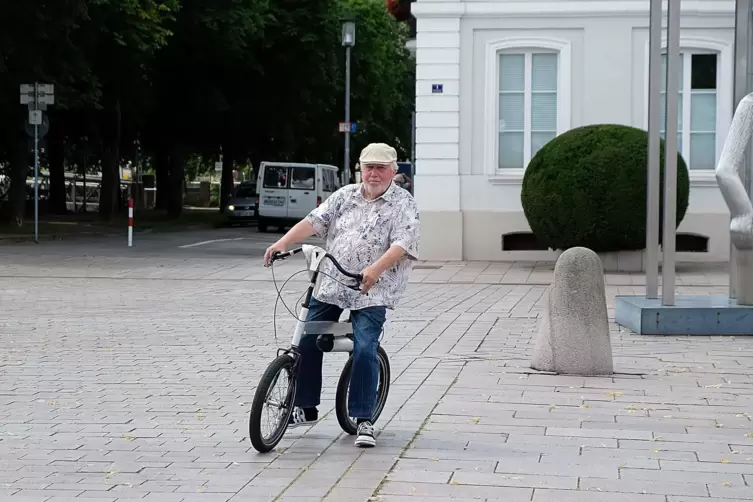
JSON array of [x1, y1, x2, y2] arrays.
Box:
[[520, 124, 690, 252]]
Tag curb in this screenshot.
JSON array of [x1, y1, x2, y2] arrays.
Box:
[[0, 231, 119, 243], [0, 221, 258, 243]]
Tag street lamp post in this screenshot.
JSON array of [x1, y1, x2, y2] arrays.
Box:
[[342, 19, 355, 186]]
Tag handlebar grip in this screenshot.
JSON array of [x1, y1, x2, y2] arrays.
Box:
[[271, 251, 289, 262]]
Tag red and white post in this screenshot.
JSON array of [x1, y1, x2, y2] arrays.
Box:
[[128, 198, 134, 247]]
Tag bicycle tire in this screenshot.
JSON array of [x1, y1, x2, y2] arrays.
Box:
[[249, 353, 297, 453], [335, 345, 391, 435]]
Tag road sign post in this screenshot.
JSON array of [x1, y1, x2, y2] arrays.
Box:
[[20, 83, 54, 243]]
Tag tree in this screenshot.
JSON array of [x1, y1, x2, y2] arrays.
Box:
[[0, 0, 93, 224], [72, 0, 179, 220], [247, 0, 415, 179], [341, 0, 416, 167], [140, 0, 271, 216]]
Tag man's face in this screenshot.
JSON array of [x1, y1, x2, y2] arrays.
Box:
[[362, 163, 395, 193]]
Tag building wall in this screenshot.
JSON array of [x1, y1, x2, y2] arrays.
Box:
[[412, 0, 737, 262]]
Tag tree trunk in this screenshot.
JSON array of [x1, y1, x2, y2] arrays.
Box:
[[167, 145, 185, 218], [47, 117, 67, 214], [7, 132, 28, 226], [154, 145, 170, 211], [98, 98, 122, 221]]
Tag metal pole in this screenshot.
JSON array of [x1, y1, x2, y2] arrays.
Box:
[[83, 157, 87, 213], [34, 82, 39, 244], [128, 197, 133, 247], [646, 0, 662, 299], [662, 0, 681, 305], [344, 45, 351, 186]]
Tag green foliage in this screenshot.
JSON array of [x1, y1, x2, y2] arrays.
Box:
[[520, 124, 690, 252], [343, 0, 416, 160], [0, 0, 416, 221]]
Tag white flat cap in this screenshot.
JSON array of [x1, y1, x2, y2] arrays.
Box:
[[359, 142, 397, 164]]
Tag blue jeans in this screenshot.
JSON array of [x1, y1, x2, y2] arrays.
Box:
[[294, 297, 386, 419]]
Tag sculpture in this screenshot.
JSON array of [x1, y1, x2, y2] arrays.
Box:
[[715, 92, 753, 305]]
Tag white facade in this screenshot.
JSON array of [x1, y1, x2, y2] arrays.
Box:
[[411, 0, 737, 262]]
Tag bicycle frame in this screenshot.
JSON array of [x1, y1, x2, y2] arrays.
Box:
[[285, 244, 356, 353]]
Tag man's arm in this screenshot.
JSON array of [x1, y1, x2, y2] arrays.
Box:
[[372, 245, 407, 274], [279, 219, 316, 247], [264, 188, 344, 266], [360, 245, 407, 293], [263, 219, 316, 265]]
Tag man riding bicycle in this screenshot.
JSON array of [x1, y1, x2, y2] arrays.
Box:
[[263, 142, 420, 448]]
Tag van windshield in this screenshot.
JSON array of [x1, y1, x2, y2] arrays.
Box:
[[290, 167, 315, 190], [263, 166, 288, 189]]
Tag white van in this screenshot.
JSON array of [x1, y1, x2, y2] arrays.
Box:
[[256, 161, 340, 232]]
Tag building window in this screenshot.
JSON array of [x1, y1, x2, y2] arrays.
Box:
[[498, 52, 558, 169], [660, 52, 718, 170]]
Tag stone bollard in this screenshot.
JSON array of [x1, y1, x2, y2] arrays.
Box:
[[531, 246, 613, 375]]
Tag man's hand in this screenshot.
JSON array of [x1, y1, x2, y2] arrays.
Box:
[[359, 264, 382, 294], [264, 240, 288, 267]]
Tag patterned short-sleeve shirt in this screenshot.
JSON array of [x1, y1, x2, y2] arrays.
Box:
[[304, 182, 420, 310]]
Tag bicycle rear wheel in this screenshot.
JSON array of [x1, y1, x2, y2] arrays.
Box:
[[335, 345, 391, 435], [249, 354, 297, 453]]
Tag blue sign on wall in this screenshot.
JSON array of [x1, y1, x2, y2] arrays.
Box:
[[431, 84, 443, 94]]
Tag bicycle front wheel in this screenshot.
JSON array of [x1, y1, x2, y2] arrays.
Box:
[[249, 353, 297, 453]]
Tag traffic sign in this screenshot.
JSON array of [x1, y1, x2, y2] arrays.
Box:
[[29, 110, 42, 125], [24, 112, 49, 138], [215, 161, 223, 172], [338, 122, 357, 133], [20, 83, 54, 106]]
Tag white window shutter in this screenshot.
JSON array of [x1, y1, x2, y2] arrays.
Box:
[[531, 54, 558, 159], [499, 54, 526, 169]]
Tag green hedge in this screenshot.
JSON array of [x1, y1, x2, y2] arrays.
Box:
[[520, 124, 690, 252]]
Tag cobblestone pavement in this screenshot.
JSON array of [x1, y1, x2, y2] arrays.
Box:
[[1, 247, 752, 502]]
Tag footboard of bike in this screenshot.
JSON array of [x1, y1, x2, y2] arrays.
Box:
[[303, 321, 354, 353]]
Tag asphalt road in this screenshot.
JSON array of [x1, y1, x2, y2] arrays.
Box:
[[0, 226, 322, 260]]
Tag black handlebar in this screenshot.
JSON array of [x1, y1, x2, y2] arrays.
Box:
[[270, 248, 364, 286], [326, 255, 363, 283]]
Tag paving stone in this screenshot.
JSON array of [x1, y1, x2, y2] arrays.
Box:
[[532, 489, 666, 501], [0, 244, 751, 502], [579, 477, 709, 496]]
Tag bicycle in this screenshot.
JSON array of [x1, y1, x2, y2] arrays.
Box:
[[248, 244, 391, 453]]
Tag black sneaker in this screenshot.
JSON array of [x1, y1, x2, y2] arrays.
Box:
[[288, 407, 318, 428], [354, 420, 376, 448]]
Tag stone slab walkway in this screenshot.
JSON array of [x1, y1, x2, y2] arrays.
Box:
[[0, 252, 751, 501]]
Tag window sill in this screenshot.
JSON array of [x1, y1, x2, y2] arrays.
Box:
[[488, 169, 718, 187], [488, 169, 526, 185], [689, 170, 718, 187]]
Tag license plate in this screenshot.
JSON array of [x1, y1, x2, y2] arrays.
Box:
[[237, 211, 252, 217], [264, 197, 285, 207]]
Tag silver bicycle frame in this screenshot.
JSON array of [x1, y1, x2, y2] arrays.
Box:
[[290, 244, 355, 353]]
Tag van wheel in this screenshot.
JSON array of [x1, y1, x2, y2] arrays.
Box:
[[258, 222, 268, 233]]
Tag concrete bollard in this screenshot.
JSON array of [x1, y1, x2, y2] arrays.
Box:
[[531, 246, 613, 375]]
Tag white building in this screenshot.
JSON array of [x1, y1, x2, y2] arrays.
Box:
[[410, 0, 736, 263]]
